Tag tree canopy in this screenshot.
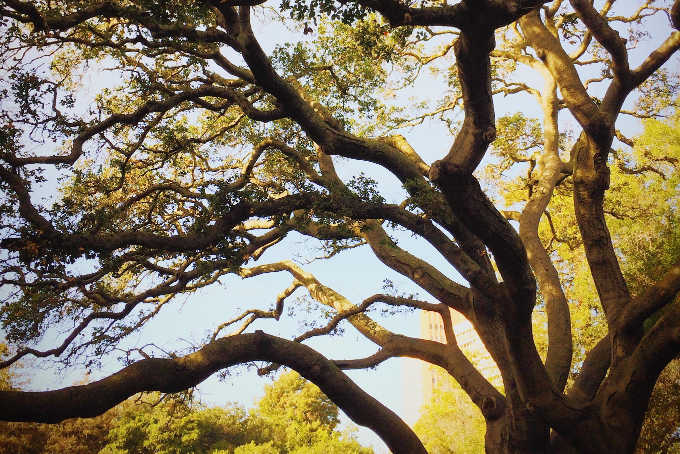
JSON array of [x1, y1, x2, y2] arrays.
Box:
[[1, 0, 680, 453]]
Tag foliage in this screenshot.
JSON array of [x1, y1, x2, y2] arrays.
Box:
[[414, 372, 485, 454], [233, 441, 279, 454], [636, 360, 680, 454], [98, 371, 372, 454], [250, 371, 370, 454], [100, 400, 251, 454]]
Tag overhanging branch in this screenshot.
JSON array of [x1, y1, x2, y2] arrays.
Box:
[[0, 332, 427, 454]]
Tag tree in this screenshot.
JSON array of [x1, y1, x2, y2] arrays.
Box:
[[0, 1, 680, 453], [99, 371, 371, 454], [636, 360, 680, 454], [254, 370, 341, 452], [414, 372, 486, 454], [627, 112, 680, 453], [103, 374, 372, 454], [99, 397, 252, 454]]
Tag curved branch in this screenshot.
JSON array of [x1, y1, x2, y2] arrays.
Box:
[[518, 75, 572, 391], [2, 192, 315, 254], [0, 332, 427, 454], [240, 260, 399, 346], [239, 259, 505, 418], [295, 293, 440, 344], [0, 301, 139, 369], [353, 0, 549, 29], [630, 30, 680, 87], [359, 221, 473, 311], [335, 334, 508, 421], [334, 348, 396, 370], [0, 259, 209, 369], [568, 336, 610, 403], [4, 0, 241, 47], [519, 10, 606, 140], [211, 280, 301, 340]]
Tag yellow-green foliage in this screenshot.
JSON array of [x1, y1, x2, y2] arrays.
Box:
[[414, 370, 485, 454]]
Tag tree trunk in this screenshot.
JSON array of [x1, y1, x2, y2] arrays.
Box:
[[484, 410, 550, 454]]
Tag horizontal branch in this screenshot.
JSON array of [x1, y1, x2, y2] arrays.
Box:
[[353, 0, 549, 29], [1, 192, 316, 254], [2, 85, 285, 167], [0, 332, 427, 454]]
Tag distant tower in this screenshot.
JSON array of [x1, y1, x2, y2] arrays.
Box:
[[419, 309, 501, 404]]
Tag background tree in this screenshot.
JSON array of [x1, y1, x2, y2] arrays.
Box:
[[414, 370, 486, 454], [0, 1, 680, 453], [100, 371, 370, 454]]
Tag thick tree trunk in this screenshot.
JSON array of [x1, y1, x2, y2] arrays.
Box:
[[484, 410, 550, 454]]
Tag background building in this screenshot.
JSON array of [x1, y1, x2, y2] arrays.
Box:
[[419, 309, 502, 404]]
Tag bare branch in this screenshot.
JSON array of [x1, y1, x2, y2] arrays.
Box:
[[211, 281, 302, 340]]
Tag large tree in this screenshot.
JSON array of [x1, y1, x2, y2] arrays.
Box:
[[0, 0, 679, 453]]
